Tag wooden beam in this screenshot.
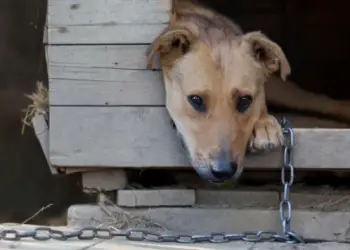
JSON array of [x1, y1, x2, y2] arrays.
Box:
[[49, 107, 188, 167], [49, 106, 350, 169], [47, 0, 171, 44], [67, 205, 350, 243]]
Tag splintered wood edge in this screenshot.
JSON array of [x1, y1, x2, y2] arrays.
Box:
[[32, 114, 58, 174]]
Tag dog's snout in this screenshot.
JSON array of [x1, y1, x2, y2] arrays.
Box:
[[211, 161, 237, 179], [191, 149, 242, 182]]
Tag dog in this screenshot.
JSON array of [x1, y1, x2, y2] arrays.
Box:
[[147, 0, 350, 182]]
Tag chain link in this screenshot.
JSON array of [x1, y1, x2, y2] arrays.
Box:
[[279, 117, 302, 243], [0, 118, 313, 244], [0, 227, 302, 243]]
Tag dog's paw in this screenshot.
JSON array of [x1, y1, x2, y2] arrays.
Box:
[[248, 115, 284, 153]]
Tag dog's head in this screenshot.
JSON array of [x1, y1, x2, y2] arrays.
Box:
[[147, 5, 290, 182]]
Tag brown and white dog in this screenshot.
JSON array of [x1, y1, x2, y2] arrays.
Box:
[[147, 0, 350, 182]]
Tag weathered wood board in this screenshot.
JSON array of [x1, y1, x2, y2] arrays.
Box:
[[47, 45, 159, 70], [48, 45, 164, 106], [49, 68, 164, 106], [49, 106, 350, 169], [49, 107, 188, 167], [47, 0, 171, 44], [68, 205, 350, 242]]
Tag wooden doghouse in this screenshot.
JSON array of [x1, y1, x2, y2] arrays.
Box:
[[39, 0, 350, 240], [44, 0, 350, 181]]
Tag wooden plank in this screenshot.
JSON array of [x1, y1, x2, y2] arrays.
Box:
[[82, 169, 127, 191], [47, 0, 171, 44], [49, 67, 164, 106], [47, 45, 160, 70], [47, 45, 163, 106], [63, 167, 107, 174], [67, 204, 350, 243], [48, 24, 168, 44], [48, 0, 171, 26], [49, 106, 350, 169], [117, 189, 196, 207], [49, 107, 188, 167]]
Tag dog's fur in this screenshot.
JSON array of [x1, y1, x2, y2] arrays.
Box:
[[147, 0, 350, 181]]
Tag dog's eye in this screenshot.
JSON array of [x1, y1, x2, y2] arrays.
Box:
[[236, 95, 252, 113], [188, 95, 206, 112]]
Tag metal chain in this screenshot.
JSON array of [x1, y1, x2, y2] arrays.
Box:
[[0, 227, 303, 243], [0, 118, 311, 244], [279, 117, 304, 244]]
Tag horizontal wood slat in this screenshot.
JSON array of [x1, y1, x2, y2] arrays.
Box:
[[49, 107, 350, 169], [50, 78, 165, 106], [47, 0, 171, 44], [49, 67, 164, 106], [47, 45, 160, 70], [48, 45, 163, 106]]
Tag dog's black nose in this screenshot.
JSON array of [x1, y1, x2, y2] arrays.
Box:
[[211, 161, 237, 179], [230, 161, 238, 173]]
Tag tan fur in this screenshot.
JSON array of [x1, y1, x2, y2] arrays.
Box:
[[146, 0, 289, 181], [147, 0, 350, 181]]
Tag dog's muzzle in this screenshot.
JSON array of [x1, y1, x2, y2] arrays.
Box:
[[192, 159, 243, 182], [171, 119, 242, 182], [197, 144, 242, 182]]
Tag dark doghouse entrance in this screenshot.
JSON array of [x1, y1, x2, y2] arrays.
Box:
[[197, 0, 350, 128]]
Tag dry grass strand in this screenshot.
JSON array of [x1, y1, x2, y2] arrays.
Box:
[[21, 81, 49, 135]]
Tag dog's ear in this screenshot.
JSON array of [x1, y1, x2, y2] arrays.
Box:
[[243, 31, 291, 81], [147, 26, 195, 69]]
